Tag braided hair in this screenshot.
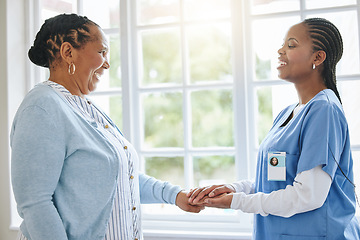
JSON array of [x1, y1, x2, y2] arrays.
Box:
[[28, 13, 99, 68], [302, 18, 343, 103]]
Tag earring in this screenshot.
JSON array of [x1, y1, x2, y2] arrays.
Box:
[[312, 64, 316, 70], [68, 63, 76, 75]]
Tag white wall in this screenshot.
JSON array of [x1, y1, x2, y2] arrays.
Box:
[[0, 0, 28, 239]]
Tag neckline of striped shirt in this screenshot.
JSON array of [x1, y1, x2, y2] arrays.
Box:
[[44, 80, 108, 127]]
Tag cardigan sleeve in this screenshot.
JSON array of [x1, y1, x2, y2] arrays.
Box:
[[138, 173, 182, 204], [11, 105, 68, 240]]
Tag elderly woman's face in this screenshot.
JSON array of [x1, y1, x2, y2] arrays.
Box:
[[72, 25, 109, 95]]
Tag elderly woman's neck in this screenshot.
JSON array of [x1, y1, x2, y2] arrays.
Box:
[[48, 67, 85, 98]]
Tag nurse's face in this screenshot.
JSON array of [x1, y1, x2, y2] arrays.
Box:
[[277, 23, 315, 83]]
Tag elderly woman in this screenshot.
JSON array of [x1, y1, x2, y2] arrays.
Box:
[[11, 13, 202, 240]]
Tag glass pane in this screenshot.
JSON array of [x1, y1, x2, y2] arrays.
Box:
[[142, 92, 183, 148], [187, 24, 232, 84], [137, 0, 180, 25], [41, 0, 76, 21], [193, 155, 235, 187], [338, 80, 360, 145], [305, 0, 356, 9], [145, 156, 184, 186], [191, 89, 233, 147], [140, 29, 182, 86], [251, 0, 299, 15], [83, 0, 120, 29], [142, 156, 184, 216], [256, 85, 297, 145], [109, 34, 121, 88], [306, 11, 360, 75], [252, 17, 300, 81], [89, 95, 123, 130], [184, 0, 231, 21]]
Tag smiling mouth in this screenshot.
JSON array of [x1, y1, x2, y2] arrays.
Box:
[[94, 73, 101, 79], [277, 60, 287, 68]]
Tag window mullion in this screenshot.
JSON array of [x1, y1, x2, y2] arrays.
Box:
[[232, 0, 251, 181]]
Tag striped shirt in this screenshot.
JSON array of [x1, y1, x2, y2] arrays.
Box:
[[17, 80, 142, 240]]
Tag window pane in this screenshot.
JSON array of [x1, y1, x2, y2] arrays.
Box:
[[306, 11, 360, 75], [183, 0, 231, 21], [109, 34, 121, 88], [142, 92, 183, 148], [145, 156, 184, 186], [89, 95, 123, 130], [251, 0, 299, 15], [137, 0, 180, 25], [305, 0, 356, 9], [193, 155, 235, 187], [140, 29, 182, 86], [256, 85, 297, 145], [191, 89, 233, 147], [339, 80, 360, 145], [187, 24, 232, 84], [252, 17, 300, 81], [83, 0, 120, 29], [41, 0, 76, 21], [142, 156, 184, 216]]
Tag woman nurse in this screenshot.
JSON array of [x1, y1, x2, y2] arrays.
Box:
[[188, 18, 360, 239]]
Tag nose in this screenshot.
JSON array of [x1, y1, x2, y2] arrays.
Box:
[[278, 46, 285, 56], [103, 60, 110, 69]]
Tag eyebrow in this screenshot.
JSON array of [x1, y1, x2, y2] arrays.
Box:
[[287, 37, 299, 43]]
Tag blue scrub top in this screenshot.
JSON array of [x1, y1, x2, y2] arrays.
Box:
[[254, 89, 360, 240]]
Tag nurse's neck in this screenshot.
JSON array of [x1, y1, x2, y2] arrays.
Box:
[[294, 80, 327, 105]]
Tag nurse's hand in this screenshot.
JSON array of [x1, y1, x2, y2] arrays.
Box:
[[176, 191, 205, 213], [187, 184, 236, 205], [203, 193, 233, 209]]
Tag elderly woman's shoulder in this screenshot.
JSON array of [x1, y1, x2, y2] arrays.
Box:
[[18, 83, 67, 113]]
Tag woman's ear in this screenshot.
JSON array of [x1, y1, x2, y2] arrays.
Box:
[[313, 50, 326, 68], [60, 42, 74, 64]]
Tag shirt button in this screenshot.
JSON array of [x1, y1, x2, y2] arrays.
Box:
[[130, 175, 134, 179], [105, 125, 109, 129], [132, 207, 136, 211], [124, 146, 128, 150]]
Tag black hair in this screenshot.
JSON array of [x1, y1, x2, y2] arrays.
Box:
[[28, 13, 99, 68], [302, 18, 343, 103]]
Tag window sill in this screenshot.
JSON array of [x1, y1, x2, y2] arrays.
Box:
[[143, 229, 252, 240]]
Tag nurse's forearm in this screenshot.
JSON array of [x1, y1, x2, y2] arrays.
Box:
[[230, 180, 255, 194], [230, 165, 331, 217]]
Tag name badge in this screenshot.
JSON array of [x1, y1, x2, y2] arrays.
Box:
[[268, 152, 286, 181]]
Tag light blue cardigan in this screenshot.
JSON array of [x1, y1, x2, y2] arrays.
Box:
[[11, 83, 182, 240]]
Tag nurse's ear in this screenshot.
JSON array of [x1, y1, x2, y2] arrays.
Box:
[[312, 50, 326, 69]]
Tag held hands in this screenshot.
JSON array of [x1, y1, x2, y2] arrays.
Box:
[[187, 184, 236, 209], [175, 191, 205, 213]]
